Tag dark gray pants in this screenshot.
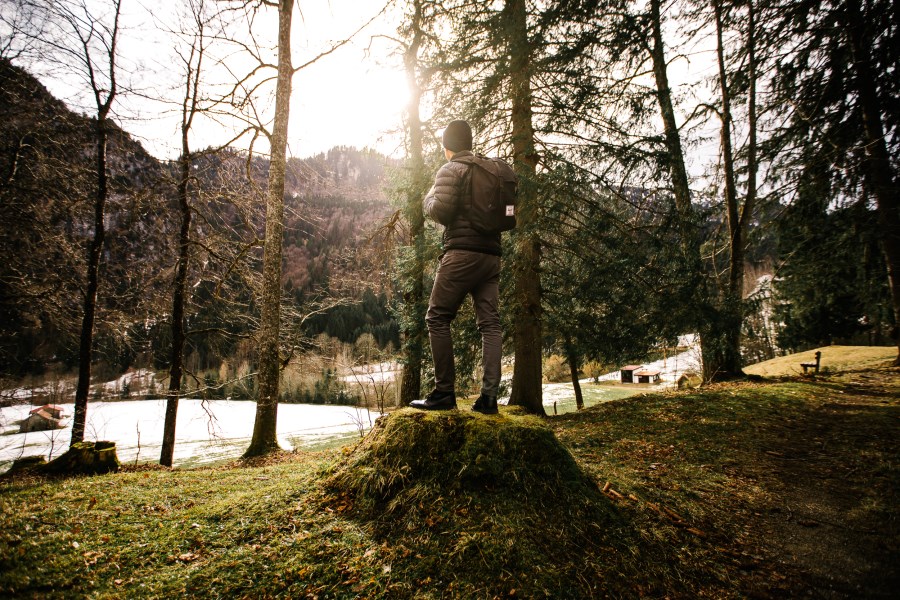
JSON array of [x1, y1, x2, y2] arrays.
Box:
[[426, 249, 502, 397]]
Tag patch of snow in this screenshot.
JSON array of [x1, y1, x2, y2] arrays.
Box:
[[340, 361, 400, 384]]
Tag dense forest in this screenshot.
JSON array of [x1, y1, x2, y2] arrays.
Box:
[[0, 0, 896, 458]]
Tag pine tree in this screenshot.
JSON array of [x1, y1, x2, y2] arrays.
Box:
[[762, 0, 899, 354]]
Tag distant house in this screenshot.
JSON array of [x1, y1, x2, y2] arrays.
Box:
[[19, 404, 67, 433], [634, 369, 661, 384], [620, 365, 642, 384]]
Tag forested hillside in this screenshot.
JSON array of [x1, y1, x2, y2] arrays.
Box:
[[0, 59, 397, 387]]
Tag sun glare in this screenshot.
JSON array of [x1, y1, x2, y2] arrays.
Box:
[[292, 54, 408, 157]]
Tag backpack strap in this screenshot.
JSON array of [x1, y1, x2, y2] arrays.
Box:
[[451, 155, 477, 218]]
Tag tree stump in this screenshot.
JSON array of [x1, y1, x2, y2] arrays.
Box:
[[43, 441, 120, 475]]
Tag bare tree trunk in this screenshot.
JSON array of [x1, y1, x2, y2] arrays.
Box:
[[246, 0, 294, 457], [565, 338, 583, 410], [71, 116, 109, 444], [844, 0, 900, 365], [399, 0, 427, 404], [161, 128, 194, 467], [648, 0, 744, 382], [648, 0, 694, 243], [71, 0, 122, 445], [709, 0, 747, 377], [160, 151, 190, 466], [506, 0, 545, 416], [161, 5, 210, 466]]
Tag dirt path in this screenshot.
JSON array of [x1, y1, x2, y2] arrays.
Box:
[[555, 367, 900, 598], [726, 371, 899, 597]]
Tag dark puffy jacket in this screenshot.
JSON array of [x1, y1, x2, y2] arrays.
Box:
[[423, 151, 502, 256]]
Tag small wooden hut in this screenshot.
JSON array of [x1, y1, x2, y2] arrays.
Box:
[[19, 404, 67, 433], [634, 369, 661, 384], [620, 365, 642, 384]]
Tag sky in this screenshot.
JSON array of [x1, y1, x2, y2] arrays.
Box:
[[4, 0, 724, 168], [7, 0, 411, 161]]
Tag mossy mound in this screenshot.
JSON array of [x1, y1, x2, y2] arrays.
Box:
[[8, 455, 47, 473], [327, 409, 641, 597], [330, 408, 595, 507]]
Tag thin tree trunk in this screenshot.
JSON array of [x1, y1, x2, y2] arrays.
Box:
[[161, 16, 205, 467], [648, 0, 729, 380], [648, 0, 694, 243], [70, 0, 122, 448], [399, 0, 426, 404], [71, 116, 109, 445], [506, 0, 545, 416], [711, 0, 745, 377], [565, 338, 583, 410], [160, 137, 192, 467], [844, 0, 900, 364], [246, 0, 293, 457]]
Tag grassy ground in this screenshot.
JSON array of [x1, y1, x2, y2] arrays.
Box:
[[1, 362, 898, 598], [743, 345, 896, 377]]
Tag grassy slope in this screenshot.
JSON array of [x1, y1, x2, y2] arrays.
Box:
[[744, 345, 896, 376], [1, 365, 898, 598]]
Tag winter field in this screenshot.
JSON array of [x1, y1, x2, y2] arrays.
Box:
[[0, 399, 377, 474], [0, 341, 702, 474]]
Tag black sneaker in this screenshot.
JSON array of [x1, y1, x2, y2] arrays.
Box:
[[409, 389, 457, 411], [471, 393, 498, 414]]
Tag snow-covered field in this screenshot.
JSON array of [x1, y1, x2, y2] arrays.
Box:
[[1, 338, 703, 472], [0, 399, 377, 473]]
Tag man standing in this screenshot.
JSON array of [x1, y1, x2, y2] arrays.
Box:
[[409, 120, 502, 414]]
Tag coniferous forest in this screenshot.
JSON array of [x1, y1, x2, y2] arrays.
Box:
[[0, 0, 897, 455]]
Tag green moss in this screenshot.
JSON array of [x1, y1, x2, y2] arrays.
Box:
[[325, 408, 646, 597], [330, 409, 592, 504]]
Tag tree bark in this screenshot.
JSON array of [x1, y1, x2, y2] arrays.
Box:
[[506, 0, 545, 416], [160, 157, 190, 466], [708, 0, 747, 377], [71, 0, 122, 443], [71, 115, 109, 445], [399, 0, 427, 404], [245, 0, 294, 457], [160, 127, 193, 467], [844, 0, 900, 364], [565, 338, 584, 410], [161, 7, 207, 466], [648, 0, 694, 245]]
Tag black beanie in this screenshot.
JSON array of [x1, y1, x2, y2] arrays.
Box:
[[442, 120, 472, 152]]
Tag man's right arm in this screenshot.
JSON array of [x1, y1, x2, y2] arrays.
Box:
[[424, 162, 464, 226]]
